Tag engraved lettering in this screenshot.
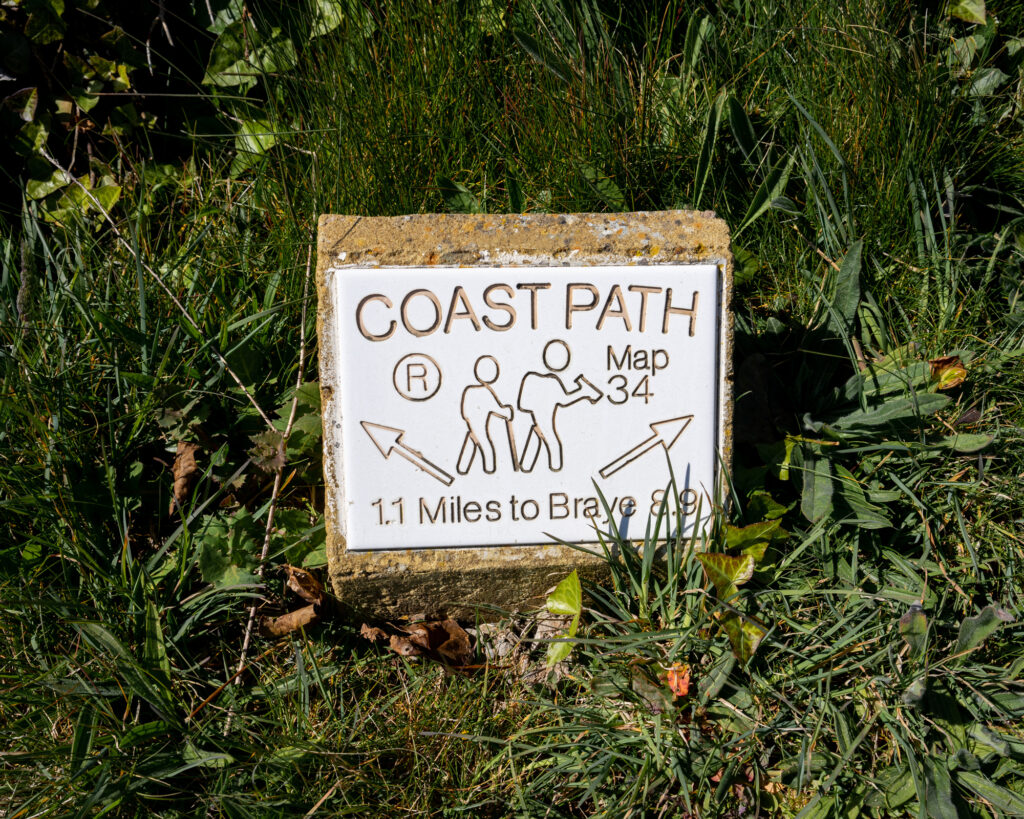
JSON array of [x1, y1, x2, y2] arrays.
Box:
[[356, 294, 396, 341], [482, 283, 516, 331], [662, 288, 699, 336], [628, 285, 662, 333], [565, 283, 599, 329], [596, 285, 632, 331], [516, 283, 550, 330], [444, 286, 482, 334], [401, 289, 443, 338], [549, 492, 569, 520]]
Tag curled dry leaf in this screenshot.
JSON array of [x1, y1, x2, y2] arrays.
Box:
[[360, 623, 388, 642], [169, 441, 199, 515], [400, 618, 474, 666], [929, 355, 967, 390], [388, 634, 423, 656], [285, 565, 323, 604], [260, 604, 320, 639], [665, 662, 691, 698]]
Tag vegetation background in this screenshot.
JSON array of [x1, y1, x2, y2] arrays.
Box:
[[1, 0, 1023, 815]]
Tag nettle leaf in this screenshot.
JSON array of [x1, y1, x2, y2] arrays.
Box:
[[721, 613, 766, 666], [899, 604, 927, 657], [956, 605, 1013, 657], [546, 569, 581, 616], [697, 553, 754, 601], [195, 510, 260, 587]]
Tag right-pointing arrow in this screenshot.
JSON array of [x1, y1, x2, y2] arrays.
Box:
[[598, 415, 693, 479]]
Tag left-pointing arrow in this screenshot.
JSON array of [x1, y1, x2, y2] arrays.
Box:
[[360, 421, 455, 486]]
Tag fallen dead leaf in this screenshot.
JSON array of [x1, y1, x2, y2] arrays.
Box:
[[285, 565, 323, 604], [388, 634, 423, 656], [360, 623, 388, 642], [169, 441, 199, 515], [666, 663, 691, 698], [260, 604, 320, 638], [399, 619, 474, 665]]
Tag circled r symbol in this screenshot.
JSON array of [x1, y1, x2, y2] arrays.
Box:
[[393, 354, 443, 401]]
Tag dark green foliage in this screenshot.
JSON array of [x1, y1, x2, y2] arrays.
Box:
[[2, 0, 1023, 815]]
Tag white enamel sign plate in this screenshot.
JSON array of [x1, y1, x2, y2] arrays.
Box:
[[324, 265, 727, 551]]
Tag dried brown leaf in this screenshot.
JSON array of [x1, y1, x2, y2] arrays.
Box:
[[285, 565, 323, 604], [260, 604, 320, 638], [169, 441, 199, 515], [388, 634, 423, 656], [360, 623, 388, 642]]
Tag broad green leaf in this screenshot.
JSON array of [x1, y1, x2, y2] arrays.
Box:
[[683, 15, 713, 72], [71, 704, 96, 775], [727, 93, 758, 164], [144, 600, 172, 685], [721, 613, 766, 666], [923, 757, 958, 819], [232, 119, 278, 177], [737, 154, 794, 236], [899, 604, 927, 657], [579, 164, 625, 210], [697, 553, 754, 601], [697, 651, 735, 704], [955, 605, 1012, 657], [14, 120, 49, 157], [311, 0, 345, 38], [183, 742, 234, 769], [949, 0, 986, 24], [119, 720, 171, 750], [799, 454, 833, 523], [694, 89, 726, 208], [26, 169, 72, 200], [546, 569, 581, 616], [902, 675, 927, 706], [940, 433, 993, 453], [827, 240, 862, 339], [437, 176, 483, 214], [724, 519, 784, 551], [545, 613, 579, 667], [844, 360, 932, 401], [25, 0, 66, 44], [832, 393, 950, 430], [92, 184, 121, 213], [957, 771, 1024, 814], [970, 67, 1009, 96], [834, 463, 891, 528]]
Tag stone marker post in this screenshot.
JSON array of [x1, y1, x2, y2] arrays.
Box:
[[317, 211, 732, 619]]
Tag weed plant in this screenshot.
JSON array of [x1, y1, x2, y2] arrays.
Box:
[[2, 0, 1023, 816]]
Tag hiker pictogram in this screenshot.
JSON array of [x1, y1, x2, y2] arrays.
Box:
[[456, 355, 517, 474], [517, 339, 604, 472]]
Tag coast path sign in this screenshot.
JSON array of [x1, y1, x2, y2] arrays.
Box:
[[317, 212, 732, 617]]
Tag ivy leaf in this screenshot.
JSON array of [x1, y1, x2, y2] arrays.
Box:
[[697, 553, 754, 601], [546, 569, 581, 616], [721, 613, 766, 666]]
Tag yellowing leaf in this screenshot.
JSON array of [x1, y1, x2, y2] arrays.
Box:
[[721, 614, 767, 665], [697, 553, 754, 601]]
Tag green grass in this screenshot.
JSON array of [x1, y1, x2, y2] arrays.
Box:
[[2, 0, 1024, 816]]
